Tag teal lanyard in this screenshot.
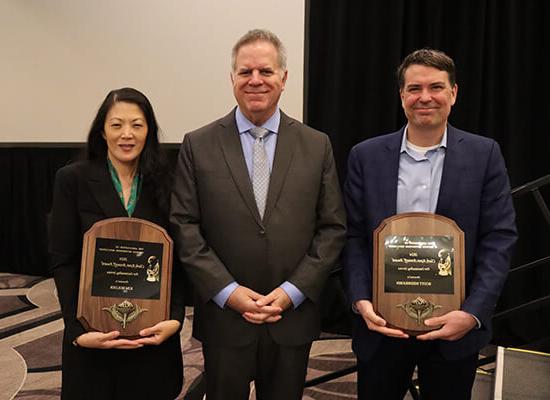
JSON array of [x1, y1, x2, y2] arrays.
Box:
[[107, 158, 141, 216]]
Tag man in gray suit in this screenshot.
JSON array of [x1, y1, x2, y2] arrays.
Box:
[[170, 29, 346, 400]]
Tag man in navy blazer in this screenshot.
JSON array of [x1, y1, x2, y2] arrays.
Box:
[[343, 49, 517, 399]]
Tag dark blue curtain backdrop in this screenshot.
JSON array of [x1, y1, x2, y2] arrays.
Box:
[[306, 0, 550, 348]]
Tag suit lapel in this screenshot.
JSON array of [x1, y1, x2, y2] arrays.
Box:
[[436, 125, 463, 215], [263, 112, 298, 224], [218, 111, 264, 227], [87, 160, 127, 217], [133, 182, 155, 220], [382, 129, 403, 217]]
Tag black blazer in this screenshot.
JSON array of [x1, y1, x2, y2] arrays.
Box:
[[49, 159, 183, 400]]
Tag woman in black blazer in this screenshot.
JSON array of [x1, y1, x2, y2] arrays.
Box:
[[49, 88, 184, 399]]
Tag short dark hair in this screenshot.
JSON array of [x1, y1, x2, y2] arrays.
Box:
[[397, 48, 456, 89], [86, 87, 171, 215], [231, 28, 287, 71]]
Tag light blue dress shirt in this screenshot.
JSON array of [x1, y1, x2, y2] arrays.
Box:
[[396, 127, 481, 328], [212, 107, 306, 309], [353, 128, 449, 316], [396, 126, 447, 214]]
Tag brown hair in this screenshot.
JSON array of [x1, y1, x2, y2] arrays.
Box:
[[397, 48, 456, 89]]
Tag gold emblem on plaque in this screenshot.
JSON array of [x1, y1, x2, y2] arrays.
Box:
[[102, 300, 148, 328], [397, 296, 442, 325]]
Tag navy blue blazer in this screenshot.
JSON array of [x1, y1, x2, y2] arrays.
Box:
[[343, 125, 517, 361]]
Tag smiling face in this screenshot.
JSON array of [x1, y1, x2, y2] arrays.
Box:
[[231, 40, 287, 125], [102, 101, 148, 170], [400, 64, 457, 133]]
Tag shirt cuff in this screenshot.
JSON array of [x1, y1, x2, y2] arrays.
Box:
[[212, 281, 239, 309], [470, 313, 482, 329], [280, 281, 306, 308]]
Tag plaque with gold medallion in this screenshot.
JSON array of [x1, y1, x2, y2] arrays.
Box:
[[77, 217, 172, 337], [373, 212, 465, 335]]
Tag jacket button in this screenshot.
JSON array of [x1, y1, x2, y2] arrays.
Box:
[[259, 230, 266, 235]]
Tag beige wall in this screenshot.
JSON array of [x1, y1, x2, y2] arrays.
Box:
[[0, 0, 304, 143]]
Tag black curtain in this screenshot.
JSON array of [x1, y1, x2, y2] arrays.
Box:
[[306, 0, 550, 348], [0, 148, 81, 277]]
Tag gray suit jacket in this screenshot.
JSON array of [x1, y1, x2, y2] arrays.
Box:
[[170, 110, 346, 346]]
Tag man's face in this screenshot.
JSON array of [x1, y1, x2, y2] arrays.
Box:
[[231, 40, 287, 125], [400, 64, 457, 131]]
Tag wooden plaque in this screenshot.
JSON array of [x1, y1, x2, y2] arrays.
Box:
[[77, 217, 173, 337], [373, 212, 465, 335]]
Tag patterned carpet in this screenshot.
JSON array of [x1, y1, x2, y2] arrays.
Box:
[[0, 273, 358, 400], [1, 273, 501, 400]]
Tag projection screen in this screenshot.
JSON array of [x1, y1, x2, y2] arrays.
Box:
[[0, 0, 305, 143]]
